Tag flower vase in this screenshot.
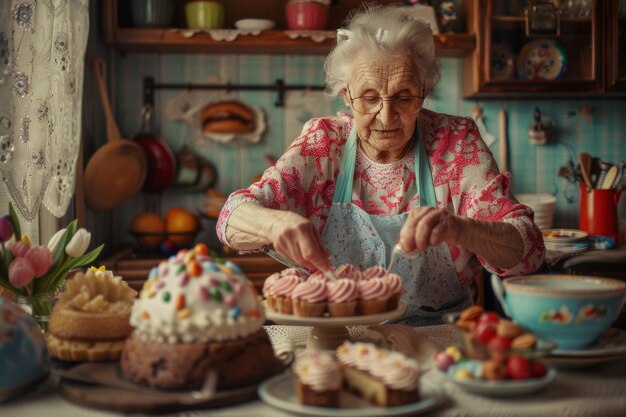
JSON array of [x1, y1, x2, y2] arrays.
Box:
[[15, 293, 58, 332]]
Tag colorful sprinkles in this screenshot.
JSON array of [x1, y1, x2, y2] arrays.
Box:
[[140, 247, 265, 327]]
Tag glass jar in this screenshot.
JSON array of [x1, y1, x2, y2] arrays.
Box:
[[131, 0, 174, 28], [15, 293, 58, 332]]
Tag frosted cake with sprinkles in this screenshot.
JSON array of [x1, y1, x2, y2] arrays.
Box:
[[130, 243, 265, 343], [121, 243, 282, 390]]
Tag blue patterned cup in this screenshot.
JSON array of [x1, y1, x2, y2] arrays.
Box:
[[492, 274, 626, 350]]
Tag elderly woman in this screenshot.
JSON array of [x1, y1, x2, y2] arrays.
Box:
[[217, 5, 545, 324]]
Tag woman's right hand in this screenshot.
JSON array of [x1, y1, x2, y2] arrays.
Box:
[[269, 211, 334, 273]]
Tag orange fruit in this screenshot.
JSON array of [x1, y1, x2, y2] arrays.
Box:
[[165, 208, 199, 246], [165, 207, 185, 224], [131, 212, 166, 249]]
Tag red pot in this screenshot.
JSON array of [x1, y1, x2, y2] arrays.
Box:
[[285, 1, 328, 31], [134, 105, 176, 193]]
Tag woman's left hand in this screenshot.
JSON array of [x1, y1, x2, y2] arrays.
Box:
[[397, 207, 465, 253]]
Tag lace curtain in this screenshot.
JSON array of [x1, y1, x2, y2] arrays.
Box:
[[0, 0, 89, 222]]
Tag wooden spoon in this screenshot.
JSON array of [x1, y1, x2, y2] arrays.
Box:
[[578, 152, 593, 189], [84, 58, 147, 210]]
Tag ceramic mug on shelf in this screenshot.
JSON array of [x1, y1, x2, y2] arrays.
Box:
[[285, 0, 329, 31], [185, 1, 224, 29]]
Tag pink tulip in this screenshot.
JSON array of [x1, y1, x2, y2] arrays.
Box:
[[10, 241, 30, 258], [24, 246, 53, 277], [0, 215, 13, 242], [8, 257, 35, 287]]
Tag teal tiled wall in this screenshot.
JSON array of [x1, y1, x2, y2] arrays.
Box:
[[111, 55, 626, 249]]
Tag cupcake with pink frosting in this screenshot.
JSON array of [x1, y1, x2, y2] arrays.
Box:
[[357, 277, 391, 314], [363, 265, 387, 279], [327, 279, 359, 317], [335, 264, 363, 281], [384, 273, 404, 310], [268, 274, 302, 314], [292, 279, 327, 317]]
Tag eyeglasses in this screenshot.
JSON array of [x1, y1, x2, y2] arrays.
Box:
[[347, 84, 426, 114]]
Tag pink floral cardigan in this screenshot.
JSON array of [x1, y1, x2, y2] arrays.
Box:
[[217, 109, 545, 286]]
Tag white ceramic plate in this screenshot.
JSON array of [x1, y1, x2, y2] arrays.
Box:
[[542, 229, 588, 242], [446, 361, 556, 397], [234, 19, 275, 31], [265, 302, 407, 327], [552, 328, 626, 357], [258, 372, 445, 417]]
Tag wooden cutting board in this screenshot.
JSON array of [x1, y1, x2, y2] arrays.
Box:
[[57, 361, 261, 414]]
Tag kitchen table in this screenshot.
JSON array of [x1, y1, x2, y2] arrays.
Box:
[[3, 324, 626, 417]]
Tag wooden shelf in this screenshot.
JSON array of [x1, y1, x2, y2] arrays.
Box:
[[105, 28, 475, 57]]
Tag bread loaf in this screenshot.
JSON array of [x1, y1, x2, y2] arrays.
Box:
[[201, 101, 255, 133]]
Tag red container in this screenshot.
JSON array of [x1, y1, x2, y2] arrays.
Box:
[[579, 184, 623, 242], [285, 1, 329, 31]]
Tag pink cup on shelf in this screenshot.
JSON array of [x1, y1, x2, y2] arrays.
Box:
[[286, 0, 329, 31]]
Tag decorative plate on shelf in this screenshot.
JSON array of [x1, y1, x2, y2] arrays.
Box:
[[491, 43, 515, 80], [516, 39, 567, 80]]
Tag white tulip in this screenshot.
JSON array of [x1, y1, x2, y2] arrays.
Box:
[[47, 228, 67, 253], [65, 228, 91, 258]]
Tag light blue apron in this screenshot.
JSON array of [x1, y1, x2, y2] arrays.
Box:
[[321, 124, 473, 326]]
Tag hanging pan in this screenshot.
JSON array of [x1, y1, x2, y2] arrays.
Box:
[[133, 104, 176, 193], [84, 57, 147, 210]]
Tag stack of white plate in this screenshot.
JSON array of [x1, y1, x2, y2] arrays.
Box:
[[542, 229, 589, 254], [516, 193, 557, 230]]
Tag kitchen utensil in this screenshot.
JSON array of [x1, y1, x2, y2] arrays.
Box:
[[600, 165, 619, 190], [499, 109, 508, 173], [261, 247, 310, 276], [578, 152, 593, 190], [84, 58, 147, 211], [134, 104, 176, 193], [578, 183, 623, 242], [261, 246, 338, 281]]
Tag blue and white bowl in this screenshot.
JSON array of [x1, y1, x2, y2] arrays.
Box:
[[492, 274, 626, 350]]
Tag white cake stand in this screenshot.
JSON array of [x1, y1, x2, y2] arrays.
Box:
[[265, 302, 406, 350]]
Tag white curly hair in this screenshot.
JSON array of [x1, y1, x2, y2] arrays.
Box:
[[324, 3, 441, 97]]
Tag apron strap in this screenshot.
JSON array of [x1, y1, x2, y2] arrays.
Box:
[[333, 126, 358, 203], [414, 125, 437, 208]]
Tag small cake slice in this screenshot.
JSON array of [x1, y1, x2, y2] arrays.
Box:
[[336, 341, 420, 407], [292, 350, 342, 408]]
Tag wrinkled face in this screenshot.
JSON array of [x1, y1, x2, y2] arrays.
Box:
[[342, 55, 422, 164]]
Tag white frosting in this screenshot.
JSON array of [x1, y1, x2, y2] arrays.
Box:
[[129, 250, 265, 343], [293, 350, 342, 392], [336, 342, 420, 392]]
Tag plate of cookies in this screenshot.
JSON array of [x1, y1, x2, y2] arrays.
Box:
[[442, 306, 557, 361]]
